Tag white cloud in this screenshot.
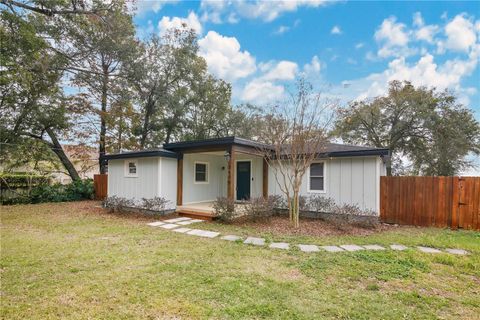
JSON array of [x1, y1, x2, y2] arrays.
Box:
[[158, 12, 202, 37], [355, 42, 364, 49], [274, 25, 290, 35], [260, 61, 298, 81], [198, 31, 256, 82], [241, 80, 285, 104], [331, 25, 342, 35], [443, 14, 477, 52], [200, 0, 329, 23], [374, 16, 410, 58], [303, 55, 322, 74], [133, 0, 179, 15], [352, 48, 479, 101], [413, 12, 439, 43]]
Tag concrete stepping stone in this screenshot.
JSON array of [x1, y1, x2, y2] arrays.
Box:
[[177, 219, 204, 225], [390, 244, 408, 251], [417, 246, 442, 253], [269, 242, 289, 250], [186, 229, 219, 238], [221, 235, 242, 241], [163, 217, 191, 223], [340, 245, 365, 252], [321, 245, 344, 252], [147, 221, 164, 227], [244, 237, 265, 246], [298, 244, 320, 252], [172, 227, 191, 233], [363, 245, 385, 251], [159, 223, 180, 229], [445, 248, 468, 255]]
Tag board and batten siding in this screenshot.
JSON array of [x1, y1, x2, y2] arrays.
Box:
[[107, 157, 177, 210], [268, 156, 384, 213]]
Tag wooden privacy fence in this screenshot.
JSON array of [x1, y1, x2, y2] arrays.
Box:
[[93, 174, 108, 200], [380, 176, 479, 230]]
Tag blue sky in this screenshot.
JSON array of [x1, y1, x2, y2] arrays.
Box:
[[132, 0, 480, 120]]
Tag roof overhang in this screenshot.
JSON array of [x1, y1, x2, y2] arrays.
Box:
[[163, 136, 271, 154], [101, 149, 178, 161]]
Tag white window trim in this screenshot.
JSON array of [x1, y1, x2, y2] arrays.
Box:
[[194, 161, 209, 184], [307, 161, 326, 193], [124, 159, 138, 178]]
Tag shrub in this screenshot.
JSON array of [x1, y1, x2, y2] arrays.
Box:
[[28, 179, 94, 204], [141, 197, 169, 211], [0, 173, 50, 188], [244, 196, 279, 221], [213, 197, 235, 222], [333, 203, 377, 216], [102, 196, 135, 213], [307, 195, 336, 212]]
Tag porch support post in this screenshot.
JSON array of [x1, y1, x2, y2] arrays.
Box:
[[177, 154, 183, 206], [262, 157, 268, 199], [227, 146, 235, 201]]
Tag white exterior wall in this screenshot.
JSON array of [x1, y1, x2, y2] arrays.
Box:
[[268, 156, 384, 213], [182, 153, 264, 204], [183, 153, 227, 204], [107, 157, 177, 210]]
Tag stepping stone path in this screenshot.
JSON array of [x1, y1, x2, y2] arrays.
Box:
[[221, 235, 242, 241], [147, 221, 164, 227], [340, 244, 365, 252], [417, 246, 442, 254], [445, 248, 468, 255], [186, 229, 219, 238], [363, 245, 385, 251], [298, 244, 320, 252], [270, 242, 289, 250], [172, 227, 191, 233], [391, 244, 408, 251], [177, 219, 204, 225], [244, 237, 265, 246], [160, 223, 180, 229], [146, 219, 469, 256], [321, 245, 344, 252]]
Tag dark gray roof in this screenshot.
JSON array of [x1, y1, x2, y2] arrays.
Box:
[[102, 137, 389, 161], [101, 148, 178, 160], [163, 136, 270, 151]]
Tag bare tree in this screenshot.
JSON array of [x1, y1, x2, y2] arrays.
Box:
[[259, 79, 335, 228]]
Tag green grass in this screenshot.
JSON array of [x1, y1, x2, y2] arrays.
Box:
[[1, 201, 479, 319]]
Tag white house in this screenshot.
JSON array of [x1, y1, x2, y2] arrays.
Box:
[[102, 137, 388, 219]]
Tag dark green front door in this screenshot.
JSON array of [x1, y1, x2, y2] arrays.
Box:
[[236, 161, 251, 200]]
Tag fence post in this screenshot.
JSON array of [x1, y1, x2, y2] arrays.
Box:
[[451, 177, 459, 230]]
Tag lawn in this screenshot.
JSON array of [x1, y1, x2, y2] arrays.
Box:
[[1, 201, 479, 319]]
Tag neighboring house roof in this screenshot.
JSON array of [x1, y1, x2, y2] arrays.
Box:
[[101, 137, 389, 160]]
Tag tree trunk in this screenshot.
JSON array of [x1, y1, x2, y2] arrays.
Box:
[[292, 191, 300, 228], [99, 64, 108, 174], [45, 128, 81, 181]]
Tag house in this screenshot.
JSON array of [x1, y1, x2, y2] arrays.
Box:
[[102, 137, 389, 219], [53, 145, 98, 184]]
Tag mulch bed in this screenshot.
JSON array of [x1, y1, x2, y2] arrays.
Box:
[[230, 215, 398, 237]]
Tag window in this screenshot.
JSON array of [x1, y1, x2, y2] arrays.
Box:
[[124, 160, 138, 177], [309, 162, 325, 192], [194, 162, 208, 183]]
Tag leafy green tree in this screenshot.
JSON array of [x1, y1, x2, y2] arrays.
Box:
[[68, 1, 137, 173], [129, 27, 232, 146], [334, 81, 480, 176], [0, 7, 81, 180]]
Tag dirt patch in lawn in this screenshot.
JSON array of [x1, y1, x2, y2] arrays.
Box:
[[230, 215, 398, 237]]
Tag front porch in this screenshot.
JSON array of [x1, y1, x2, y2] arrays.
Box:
[[164, 137, 269, 220]]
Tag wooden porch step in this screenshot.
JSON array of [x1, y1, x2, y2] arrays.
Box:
[[176, 209, 216, 221]]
